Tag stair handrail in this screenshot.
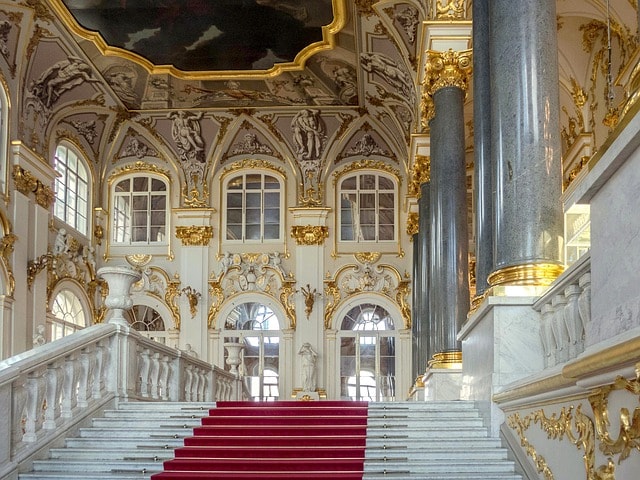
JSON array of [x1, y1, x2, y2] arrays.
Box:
[[0, 322, 239, 479]]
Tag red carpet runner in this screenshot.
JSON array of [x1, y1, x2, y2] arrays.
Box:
[[150, 400, 369, 480]]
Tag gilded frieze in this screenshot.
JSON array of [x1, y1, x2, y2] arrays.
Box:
[[434, 0, 465, 20], [221, 159, 286, 179], [323, 258, 411, 329], [12, 165, 54, 209], [406, 212, 418, 237], [409, 155, 430, 197], [208, 252, 296, 330], [108, 161, 170, 184], [332, 159, 401, 185], [290, 225, 328, 246], [175, 226, 213, 247]]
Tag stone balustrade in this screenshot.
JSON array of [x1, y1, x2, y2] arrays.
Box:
[[533, 252, 591, 369], [0, 323, 240, 476]]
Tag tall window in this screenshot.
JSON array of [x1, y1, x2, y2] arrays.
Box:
[[54, 144, 90, 235], [50, 290, 87, 341], [339, 172, 396, 242], [339, 303, 396, 401], [112, 176, 168, 244], [223, 302, 281, 401], [225, 172, 282, 242]]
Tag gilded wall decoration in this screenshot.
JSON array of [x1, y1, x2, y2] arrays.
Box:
[[291, 225, 329, 246], [508, 364, 640, 480], [434, 0, 465, 20], [175, 226, 213, 247], [130, 267, 182, 331], [12, 165, 54, 209], [332, 158, 401, 186], [323, 257, 411, 329], [221, 159, 286, 179], [406, 212, 418, 237], [108, 161, 170, 182], [409, 155, 430, 197], [208, 252, 296, 330], [0, 231, 16, 296]]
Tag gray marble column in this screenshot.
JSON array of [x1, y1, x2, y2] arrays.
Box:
[[488, 0, 564, 286], [412, 232, 421, 380], [413, 182, 431, 378], [472, 0, 493, 300], [429, 86, 469, 358]]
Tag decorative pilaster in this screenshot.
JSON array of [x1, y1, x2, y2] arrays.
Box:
[[488, 0, 564, 289]]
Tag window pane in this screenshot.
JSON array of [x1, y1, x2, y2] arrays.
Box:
[[361, 226, 375, 240], [246, 225, 260, 240], [379, 193, 394, 207], [228, 176, 243, 189], [264, 208, 279, 224], [116, 179, 130, 192], [151, 195, 166, 210], [360, 175, 375, 189], [132, 177, 148, 191], [378, 225, 394, 241], [341, 176, 356, 189], [133, 211, 148, 227], [150, 211, 166, 226], [151, 178, 166, 191], [263, 225, 279, 239], [151, 226, 165, 242], [246, 208, 260, 224], [245, 174, 261, 189], [264, 192, 279, 208], [227, 225, 242, 240], [264, 175, 279, 189], [227, 209, 242, 224], [227, 192, 242, 208], [132, 226, 148, 242], [246, 192, 261, 208], [378, 177, 394, 190]]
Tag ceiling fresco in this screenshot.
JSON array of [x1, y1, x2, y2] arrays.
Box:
[[59, 0, 335, 72]]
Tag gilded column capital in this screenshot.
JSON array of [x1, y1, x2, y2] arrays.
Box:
[[409, 155, 431, 196], [290, 225, 328, 246], [175, 225, 213, 246], [421, 49, 472, 125]]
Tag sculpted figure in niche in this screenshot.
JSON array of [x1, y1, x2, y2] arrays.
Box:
[[169, 110, 205, 163], [30, 56, 99, 108], [291, 108, 325, 160], [298, 342, 318, 392], [54, 228, 69, 256]]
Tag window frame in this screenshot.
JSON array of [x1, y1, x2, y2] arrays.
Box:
[[222, 170, 284, 244], [337, 170, 398, 245], [49, 289, 88, 341], [53, 142, 91, 237], [110, 174, 169, 246]]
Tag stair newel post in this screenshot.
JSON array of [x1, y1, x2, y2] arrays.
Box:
[[97, 266, 142, 400], [224, 341, 245, 400], [97, 266, 142, 327]]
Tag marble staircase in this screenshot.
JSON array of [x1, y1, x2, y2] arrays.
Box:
[[363, 402, 522, 479], [18, 401, 522, 480]]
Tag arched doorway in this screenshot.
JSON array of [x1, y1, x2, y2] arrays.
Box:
[[222, 301, 281, 401], [338, 303, 397, 401]]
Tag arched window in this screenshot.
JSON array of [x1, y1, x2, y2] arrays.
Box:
[[223, 302, 281, 401], [339, 172, 396, 242], [0, 83, 8, 194], [339, 303, 396, 401], [112, 176, 168, 244], [126, 304, 167, 344], [50, 290, 87, 341], [54, 143, 90, 235], [224, 172, 282, 242]]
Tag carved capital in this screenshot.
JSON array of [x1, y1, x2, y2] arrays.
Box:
[[406, 212, 419, 237], [422, 49, 472, 125], [290, 225, 329, 246], [12, 165, 38, 196], [175, 226, 213, 246], [409, 155, 430, 196]]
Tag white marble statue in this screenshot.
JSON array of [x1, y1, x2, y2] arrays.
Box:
[[298, 342, 318, 392]]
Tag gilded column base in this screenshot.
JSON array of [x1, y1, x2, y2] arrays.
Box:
[[488, 262, 564, 288], [428, 351, 462, 369]]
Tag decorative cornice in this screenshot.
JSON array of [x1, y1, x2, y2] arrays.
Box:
[[332, 159, 401, 185], [175, 226, 213, 246], [421, 49, 472, 125], [12, 165, 55, 209], [290, 225, 329, 246], [108, 161, 170, 184]]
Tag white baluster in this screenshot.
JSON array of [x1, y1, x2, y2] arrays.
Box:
[[540, 303, 556, 368], [138, 348, 151, 398], [159, 355, 170, 401], [578, 272, 591, 339], [77, 349, 94, 407], [149, 352, 160, 399], [43, 364, 63, 429], [564, 284, 583, 359], [11, 378, 28, 446], [23, 369, 46, 442], [61, 354, 78, 418], [551, 295, 569, 363], [92, 343, 106, 399], [184, 365, 194, 402]]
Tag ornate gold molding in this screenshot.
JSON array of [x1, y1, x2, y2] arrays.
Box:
[[175, 226, 213, 246], [0, 232, 16, 296], [221, 158, 287, 179], [409, 155, 430, 197], [354, 251, 381, 264], [332, 159, 401, 186], [428, 351, 462, 369], [291, 225, 328, 246], [406, 212, 418, 237], [165, 274, 182, 331], [421, 49, 472, 125], [12, 165, 54, 208], [488, 263, 565, 288], [49, 0, 348, 80], [107, 161, 170, 184]]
